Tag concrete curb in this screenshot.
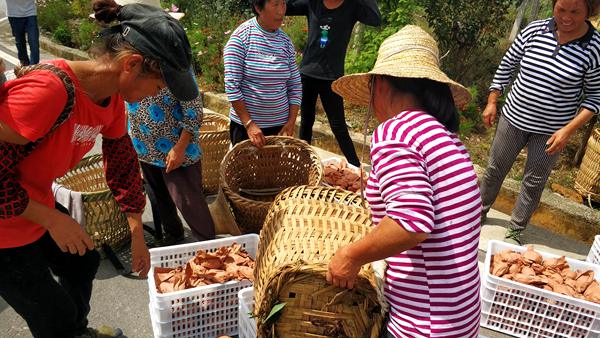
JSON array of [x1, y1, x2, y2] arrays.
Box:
[[204, 91, 600, 243], [39, 35, 89, 61]]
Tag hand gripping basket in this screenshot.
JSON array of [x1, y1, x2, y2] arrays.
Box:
[[198, 113, 230, 195], [575, 128, 600, 203], [253, 185, 386, 338], [220, 136, 323, 234], [54, 154, 130, 248]]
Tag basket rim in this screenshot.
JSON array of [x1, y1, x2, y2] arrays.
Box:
[[200, 112, 230, 136], [54, 154, 113, 195], [219, 136, 323, 205]]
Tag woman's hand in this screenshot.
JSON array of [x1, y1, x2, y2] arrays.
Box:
[[278, 121, 296, 137], [247, 122, 266, 148], [165, 144, 185, 173], [47, 210, 95, 255], [482, 102, 498, 127], [130, 235, 150, 278], [546, 127, 573, 156], [327, 246, 363, 289]]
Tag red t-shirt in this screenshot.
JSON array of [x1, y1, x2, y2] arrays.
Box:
[[0, 59, 127, 248]]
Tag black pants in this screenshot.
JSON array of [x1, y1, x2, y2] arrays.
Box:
[[140, 161, 216, 241], [229, 121, 283, 146], [0, 206, 100, 338], [299, 75, 360, 166]]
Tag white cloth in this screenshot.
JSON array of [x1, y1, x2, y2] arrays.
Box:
[[5, 0, 36, 18], [52, 183, 86, 227]]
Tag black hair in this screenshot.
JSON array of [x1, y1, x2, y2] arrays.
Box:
[[552, 0, 600, 17], [249, 0, 268, 16], [381, 76, 460, 133]]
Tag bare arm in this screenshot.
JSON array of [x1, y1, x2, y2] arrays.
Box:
[[327, 216, 428, 289]]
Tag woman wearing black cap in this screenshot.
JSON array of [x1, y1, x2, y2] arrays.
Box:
[[0, 0, 197, 337]]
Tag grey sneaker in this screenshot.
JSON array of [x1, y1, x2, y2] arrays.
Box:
[[504, 228, 523, 246], [76, 326, 124, 338]]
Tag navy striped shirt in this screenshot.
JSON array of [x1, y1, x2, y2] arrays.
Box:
[[224, 17, 302, 128], [491, 18, 600, 134]]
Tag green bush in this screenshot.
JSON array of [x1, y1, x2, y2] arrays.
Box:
[[52, 23, 73, 47], [38, 0, 73, 32], [345, 0, 421, 74], [74, 20, 99, 51]]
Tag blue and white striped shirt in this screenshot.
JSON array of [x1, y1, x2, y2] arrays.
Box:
[[491, 18, 600, 134], [224, 17, 302, 128]]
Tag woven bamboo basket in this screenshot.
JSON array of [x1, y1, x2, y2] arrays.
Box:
[[54, 154, 130, 248], [253, 186, 386, 338], [220, 136, 323, 234], [198, 112, 230, 195], [575, 128, 600, 203]]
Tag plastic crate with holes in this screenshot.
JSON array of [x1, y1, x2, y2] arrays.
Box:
[[587, 235, 600, 265], [238, 287, 256, 338], [147, 234, 259, 338], [481, 240, 600, 338]]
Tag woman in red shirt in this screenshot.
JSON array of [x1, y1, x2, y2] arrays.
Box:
[[0, 0, 198, 337]]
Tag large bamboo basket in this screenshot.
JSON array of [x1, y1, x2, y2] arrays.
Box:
[[575, 128, 600, 203], [220, 136, 323, 234], [54, 154, 130, 248], [253, 186, 386, 338], [198, 112, 230, 195]]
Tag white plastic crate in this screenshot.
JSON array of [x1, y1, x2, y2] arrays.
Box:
[[481, 240, 600, 338], [238, 287, 256, 338], [587, 235, 600, 265], [148, 234, 259, 338]]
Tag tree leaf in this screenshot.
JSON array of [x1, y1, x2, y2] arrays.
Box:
[[265, 302, 286, 323]]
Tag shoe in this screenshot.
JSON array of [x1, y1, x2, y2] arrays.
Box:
[[153, 233, 185, 247], [75, 326, 123, 338], [504, 228, 523, 246]]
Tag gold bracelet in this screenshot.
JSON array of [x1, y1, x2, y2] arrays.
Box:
[[244, 119, 253, 128]]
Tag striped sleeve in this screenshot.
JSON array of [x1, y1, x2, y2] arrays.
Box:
[[371, 125, 434, 234], [581, 60, 600, 114], [490, 23, 538, 93], [223, 26, 247, 102], [286, 39, 302, 106]]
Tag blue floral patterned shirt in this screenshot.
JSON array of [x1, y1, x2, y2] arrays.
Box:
[[126, 88, 203, 168]]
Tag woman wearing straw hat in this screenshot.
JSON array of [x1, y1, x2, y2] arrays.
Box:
[[480, 0, 600, 245], [327, 25, 482, 337]]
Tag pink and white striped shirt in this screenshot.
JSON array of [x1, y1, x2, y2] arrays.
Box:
[[367, 110, 481, 338]]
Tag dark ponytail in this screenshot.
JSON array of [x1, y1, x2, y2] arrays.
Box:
[[92, 0, 122, 24], [382, 76, 460, 133]]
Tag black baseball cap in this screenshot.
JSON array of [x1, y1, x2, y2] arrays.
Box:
[[116, 3, 197, 101]]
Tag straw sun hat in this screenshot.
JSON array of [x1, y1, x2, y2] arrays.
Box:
[[332, 25, 471, 108]]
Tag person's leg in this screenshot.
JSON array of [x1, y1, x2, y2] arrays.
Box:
[[163, 161, 216, 241], [0, 232, 78, 338], [510, 132, 560, 234], [143, 178, 163, 240], [25, 16, 40, 64], [480, 116, 529, 220], [230, 121, 249, 146], [140, 162, 185, 240], [298, 75, 319, 143], [39, 224, 101, 336], [8, 17, 29, 65], [319, 80, 360, 166]]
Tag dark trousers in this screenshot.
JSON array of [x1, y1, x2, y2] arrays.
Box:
[[140, 161, 215, 241], [0, 207, 100, 338], [8, 16, 40, 65], [229, 121, 283, 146], [299, 75, 360, 166]]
